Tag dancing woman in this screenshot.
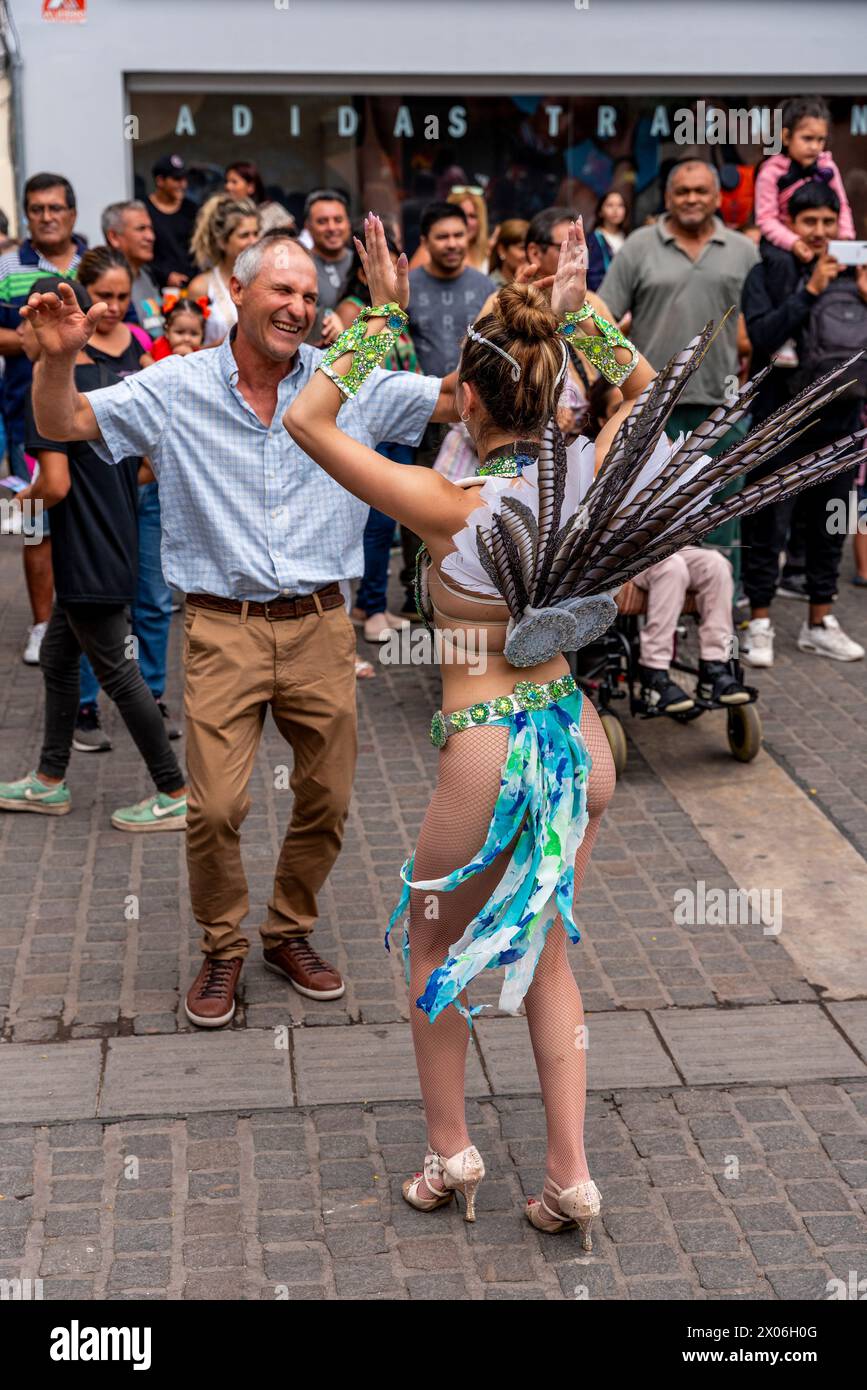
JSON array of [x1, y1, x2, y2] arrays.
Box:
[[285, 216, 864, 1243]]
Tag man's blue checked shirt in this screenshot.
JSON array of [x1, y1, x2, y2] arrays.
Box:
[[87, 334, 440, 601]]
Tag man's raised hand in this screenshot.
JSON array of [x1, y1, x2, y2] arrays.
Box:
[[19, 282, 107, 357], [512, 260, 555, 295]]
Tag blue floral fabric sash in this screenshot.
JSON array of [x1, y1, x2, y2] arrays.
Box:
[[385, 688, 591, 1026]]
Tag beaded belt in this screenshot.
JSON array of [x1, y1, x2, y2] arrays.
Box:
[[430, 674, 578, 748]]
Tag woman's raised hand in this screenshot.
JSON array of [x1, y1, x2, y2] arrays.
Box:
[[19, 282, 106, 357], [355, 214, 409, 311], [550, 218, 588, 318]]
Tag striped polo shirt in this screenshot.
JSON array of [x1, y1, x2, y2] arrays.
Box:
[[0, 237, 85, 430]]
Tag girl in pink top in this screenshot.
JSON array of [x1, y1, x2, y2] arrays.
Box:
[[755, 96, 855, 262]]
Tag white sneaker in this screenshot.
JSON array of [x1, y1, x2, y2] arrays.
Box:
[[797, 614, 865, 662], [740, 618, 774, 668], [22, 621, 48, 665]]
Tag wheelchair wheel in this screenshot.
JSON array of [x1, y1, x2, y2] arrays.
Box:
[[727, 703, 762, 763], [600, 711, 628, 778]]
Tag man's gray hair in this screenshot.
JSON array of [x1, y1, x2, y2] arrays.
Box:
[[233, 232, 314, 287], [101, 199, 150, 238], [665, 160, 721, 193]]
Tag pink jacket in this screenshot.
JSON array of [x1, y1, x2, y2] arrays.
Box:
[[754, 151, 855, 251]]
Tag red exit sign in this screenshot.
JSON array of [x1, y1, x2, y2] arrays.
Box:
[[42, 0, 87, 21]]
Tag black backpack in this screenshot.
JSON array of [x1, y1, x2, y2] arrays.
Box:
[[797, 273, 867, 400]]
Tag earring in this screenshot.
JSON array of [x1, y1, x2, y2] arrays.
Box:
[[459, 411, 471, 423]]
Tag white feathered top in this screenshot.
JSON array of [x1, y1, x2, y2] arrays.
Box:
[[440, 430, 708, 600]]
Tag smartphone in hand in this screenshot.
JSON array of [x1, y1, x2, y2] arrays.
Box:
[[828, 240, 867, 267]]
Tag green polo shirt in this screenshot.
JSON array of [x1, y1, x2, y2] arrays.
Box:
[[598, 216, 759, 407]]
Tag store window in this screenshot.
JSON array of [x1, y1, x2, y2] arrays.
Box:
[[128, 88, 867, 251]]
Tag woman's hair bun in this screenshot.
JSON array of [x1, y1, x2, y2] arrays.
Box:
[[494, 281, 558, 342], [458, 279, 566, 438]]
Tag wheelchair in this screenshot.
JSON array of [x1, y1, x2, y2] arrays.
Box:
[[571, 581, 762, 778]]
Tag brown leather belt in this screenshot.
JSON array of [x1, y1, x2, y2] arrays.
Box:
[[186, 583, 344, 621]]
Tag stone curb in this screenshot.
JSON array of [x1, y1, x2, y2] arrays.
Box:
[[1, 1000, 864, 1125]]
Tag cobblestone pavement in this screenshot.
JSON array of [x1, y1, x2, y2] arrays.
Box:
[[0, 538, 866, 1300], [7, 547, 866, 1040], [2, 1083, 867, 1301]]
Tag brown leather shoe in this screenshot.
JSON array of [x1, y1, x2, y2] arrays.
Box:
[[184, 956, 244, 1028], [263, 939, 345, 1000]]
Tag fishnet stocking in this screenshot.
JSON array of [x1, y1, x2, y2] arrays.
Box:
[[524, 701, 615, 1187], [407, 698, 616, 1196]]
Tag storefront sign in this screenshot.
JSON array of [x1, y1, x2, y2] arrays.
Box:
[[172, 102, 468, 141], [163, 96, 867, 147]]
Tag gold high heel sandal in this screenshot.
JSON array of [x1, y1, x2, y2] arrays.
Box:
[[402, 1145, 486, 1222], [526, 1177, 602, 1249]]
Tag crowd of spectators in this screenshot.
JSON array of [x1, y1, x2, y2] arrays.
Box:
[[0, 93, 864, 1025], [1, 90, 865, 717]]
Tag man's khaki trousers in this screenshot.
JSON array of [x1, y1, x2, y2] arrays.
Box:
[[183, 602, 357, 959]]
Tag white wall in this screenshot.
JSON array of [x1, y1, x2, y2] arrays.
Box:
[[0, 72, 16, 237], [10, 0, 867, 240]]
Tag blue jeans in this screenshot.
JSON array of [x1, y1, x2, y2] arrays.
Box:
[[6, 431, 26, 480], [355, 442, 412, 616], [6, 427, 51, 538], [80, 482, 172, 706]]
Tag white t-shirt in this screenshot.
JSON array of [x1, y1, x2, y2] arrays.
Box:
[[600, 228, 626, 254]]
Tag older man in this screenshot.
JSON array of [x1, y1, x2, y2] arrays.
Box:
[[25, 231, 456, 1028], [600, 160, 758, 430], [102, 200, 163, 338], [600, 158, 759, 583]]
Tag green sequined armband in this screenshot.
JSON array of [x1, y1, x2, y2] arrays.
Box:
[[318, 302, 409, 400], [558, 303, 638, 388]]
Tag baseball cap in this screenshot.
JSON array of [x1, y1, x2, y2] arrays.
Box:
[[152, 154, 188, 180]]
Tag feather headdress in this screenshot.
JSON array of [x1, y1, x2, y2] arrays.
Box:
[[441, 324, 866, 666]]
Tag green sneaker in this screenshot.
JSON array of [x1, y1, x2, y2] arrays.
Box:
[[111, 791, 187, 833], [0, 771, 71, 815]]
